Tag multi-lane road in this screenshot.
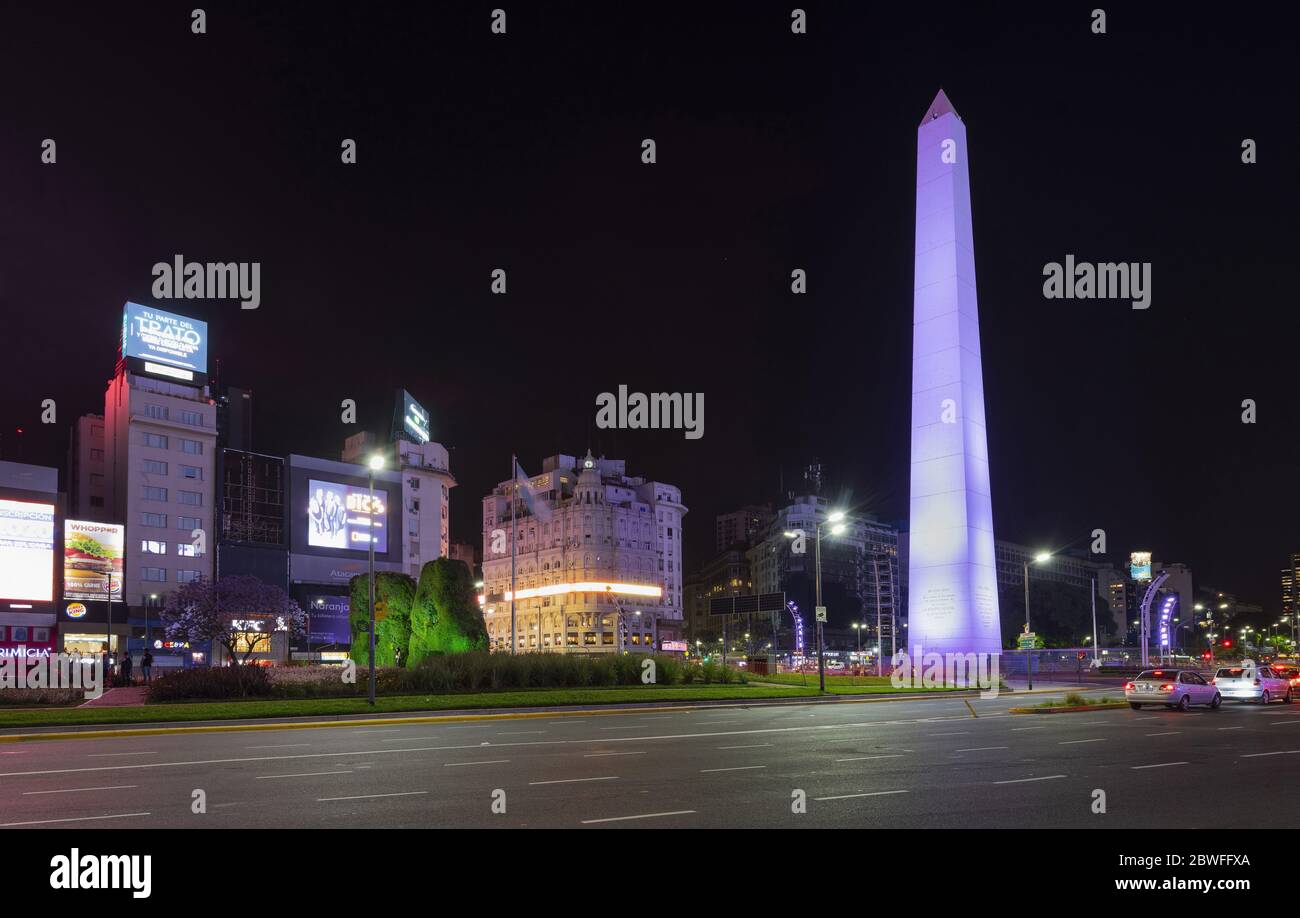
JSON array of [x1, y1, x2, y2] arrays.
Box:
[[3, 690, 1299, 828]]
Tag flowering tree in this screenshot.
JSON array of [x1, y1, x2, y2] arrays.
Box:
[[161, 575, 306, 667]]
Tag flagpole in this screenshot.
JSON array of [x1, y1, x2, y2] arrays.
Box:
[[510, 454, 517, 655]]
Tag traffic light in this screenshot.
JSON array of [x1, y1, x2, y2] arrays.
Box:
[[1223, 639, 1233, 648]]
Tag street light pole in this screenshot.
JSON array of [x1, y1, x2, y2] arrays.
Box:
[[814, 521, 824, 693], [367, 454, 384, 706], [1023, 552, 1051, 690]]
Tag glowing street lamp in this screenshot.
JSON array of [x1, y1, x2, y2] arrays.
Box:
[[785, 507, 849, 693]]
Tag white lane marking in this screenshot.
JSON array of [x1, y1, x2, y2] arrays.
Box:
[[1145, 732, 1180, 737], [247, 744, 312, 749], [718, 744, 772, 750], [1241, 750, 1300, 758], [700, 765, 766, 773], [1218, 726, 1245, 731], [352, 729, 402, 734], [529, 776, 618, 785], [1272, 720, 1300, 726], [497, 731, 547, 736], [0, 717, 1024, 779], [318, 791, 427, 802], [814, 789, 909, 801], [697, 720, 741, 726], [382, 737, 439, 743], [583, 751, 646, 758], [1011, 727, 1046, 732], [0, 812, 150, 827], [955, 746, 1009, 753], [1058, 738, 1106, 745], [600, 726, 643, 731], [255, 770, 355, 779], [927, 732, 969, 737], [581, 810, 695, 824], [22, 785, 138, 795], [836, 754, 904, 762], [87, 752, 157, 757], [1130, 762, 1188, 770], [443, 760, 509, 767], [994, 775, 1067, 785]]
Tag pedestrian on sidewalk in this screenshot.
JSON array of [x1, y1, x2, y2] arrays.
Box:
[[121, 652, 133, 686], [141, 649, 154, 683]]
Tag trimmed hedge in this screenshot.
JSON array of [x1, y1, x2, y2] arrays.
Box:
[[392, 652, 744, 693]]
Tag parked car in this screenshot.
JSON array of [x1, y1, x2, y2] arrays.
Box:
[[1125, 669, 1221, 711], [1214, 664, 1293, 704]]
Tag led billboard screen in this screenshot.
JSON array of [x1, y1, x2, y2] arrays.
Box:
[[307, 479, 388, 553], [122, 302, 208, 374], [0, 499, 55, 602], [304, 594, 352, 646], [1130, 551, 1152, 582], [64, 520, 125, 602], [401, 390, 431, 444]]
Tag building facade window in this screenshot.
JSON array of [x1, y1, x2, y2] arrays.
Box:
[[141, 567, 167, 582], [141, 540, 167, 555], [179, 439, 203, 455], [177, 570, 202, 584], [143, 433, 168, 449], [142, 459, 168, 475], [177, 516, 201, 532], [178, 490, 203, 506], [141, 512, 167, 528], [142, 486, 168, 502]]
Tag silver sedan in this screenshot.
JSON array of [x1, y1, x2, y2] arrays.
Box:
[[1125, 669, 1221, 711]]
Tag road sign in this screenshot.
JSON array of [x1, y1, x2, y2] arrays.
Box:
[[815, 606, 827, 623], [1018, 632, 1037, 650], [709, 592, 786, 616]]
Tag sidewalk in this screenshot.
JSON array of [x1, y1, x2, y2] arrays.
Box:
[[78, 686, 149, 707]]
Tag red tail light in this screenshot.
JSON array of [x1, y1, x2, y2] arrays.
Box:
[[1160, 683, 1175, 691], [1124, 682, 1135, 690]]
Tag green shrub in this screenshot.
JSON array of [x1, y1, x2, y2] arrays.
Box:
[[147, 665, 274, 702]]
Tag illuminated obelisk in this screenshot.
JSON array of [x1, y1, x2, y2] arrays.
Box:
[[907, 89, 1002, 657]]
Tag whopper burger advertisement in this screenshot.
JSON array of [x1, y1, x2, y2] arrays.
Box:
[[63, 520, 124, 602]]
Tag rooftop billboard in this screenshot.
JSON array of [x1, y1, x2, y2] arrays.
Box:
[[122, 301, 208, 375]]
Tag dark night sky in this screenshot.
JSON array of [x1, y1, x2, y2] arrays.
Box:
[[2, 3, 1297, 609]]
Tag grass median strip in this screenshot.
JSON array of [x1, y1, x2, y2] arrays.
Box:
[[0, 684, 824, 732]]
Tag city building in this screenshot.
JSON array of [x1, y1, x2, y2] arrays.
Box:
[[479, 451, 685, 654], [746, 494, 900, 653], [101, 360, 217, 662], [342, 430, 455, 578], [0, 461, 60, 660], [715, 505, 771, 553], [66, 414, 108, 521]]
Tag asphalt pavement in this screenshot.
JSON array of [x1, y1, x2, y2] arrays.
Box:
[[2, 690, 1298, 829]]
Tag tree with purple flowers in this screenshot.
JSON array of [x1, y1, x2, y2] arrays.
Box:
[[161, 575, 306, 668]]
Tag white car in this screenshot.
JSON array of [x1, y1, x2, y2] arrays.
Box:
[[1125, 669, 1221, 711], [1214, 664, 1293, 704]]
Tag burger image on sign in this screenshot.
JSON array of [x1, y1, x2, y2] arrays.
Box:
[[64, 526, 124, 600]]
